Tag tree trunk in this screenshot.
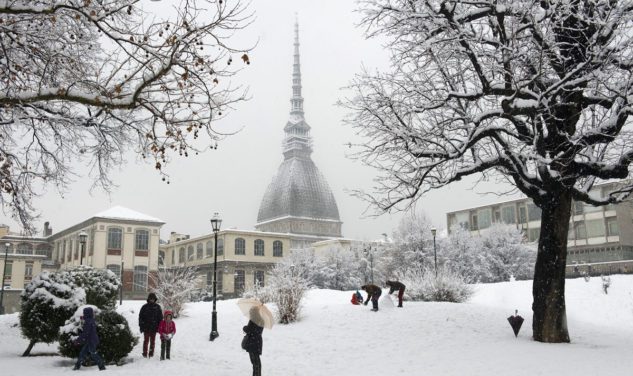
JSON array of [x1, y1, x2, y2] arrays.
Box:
[[532, 191, 572, 343], [22, 340, 36, 357]]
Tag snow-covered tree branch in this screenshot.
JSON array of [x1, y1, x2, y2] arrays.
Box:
[[0, 0, 253, 232]]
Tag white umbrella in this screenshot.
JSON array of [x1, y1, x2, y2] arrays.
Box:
[[237, 298, 274, 329]]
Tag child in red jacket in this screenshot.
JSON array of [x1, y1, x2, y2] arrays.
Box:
[[158, 310, 176, 360]]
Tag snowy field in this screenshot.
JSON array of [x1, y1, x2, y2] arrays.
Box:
[[1, 275, 633, 376]]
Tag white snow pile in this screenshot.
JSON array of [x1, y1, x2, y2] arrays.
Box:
[[1, 275, 633, 376]]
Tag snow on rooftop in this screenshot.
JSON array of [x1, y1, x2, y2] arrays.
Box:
[[93, 206, 164, 223]]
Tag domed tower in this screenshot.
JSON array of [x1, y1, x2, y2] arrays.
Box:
[[256, 21, 343, 242]]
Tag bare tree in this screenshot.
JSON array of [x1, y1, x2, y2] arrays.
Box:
[[346, 1, 633, 342], [0, 0, 253, 232], [150, 263, 199, 318]]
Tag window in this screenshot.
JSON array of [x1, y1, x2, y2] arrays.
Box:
[[217, 271, 223, 294], [254, 270, 265, 287], [107, 228, 123, 250], [36, 244, 50, 257], [477, 209, 492, 229], [25, 262, 33, 278], [179, 247, 185, 263], [234, 270, 245, 294], [500, 206, 516, 224], [196, 243, 203, 259], [470, 214, 478, 231], [573, 201, 584, 215], [585, 219, 605, 238], [207, 271, 213, 287], [133, 266, 148, 291], [607, 218, 620, 236], [527, 202, 541, 221], [574, 222, 587, 239], [273, 241, 283, 257], [135, 229, 149, 250], [171, 249, 175, 265], [528, 228, 541, 242], [518, 206, 527, 223], [4, 261, 12, 278], [206, 241, 213, 257], [217, 238, 224, 256], [254, 239, 264, 256], [159, 251, 165, 266], [187, 245, 194, 261], [107, 264, 121, 279], [235, 238, 245, 255]]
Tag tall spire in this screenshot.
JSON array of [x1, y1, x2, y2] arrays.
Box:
[[283, 18, 312, 160], [290, 18, 304, 116]]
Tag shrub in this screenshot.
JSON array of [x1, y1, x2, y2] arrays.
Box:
[[59, 306, 138, 364], [266, 262, 309, 324], [399, 266, 473, 303], [150, 265, 198, 318], [68, 266, 120, 310], [19, 271, 86, 356]]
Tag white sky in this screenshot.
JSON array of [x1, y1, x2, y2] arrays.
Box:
[[1, 0, 522, 239]]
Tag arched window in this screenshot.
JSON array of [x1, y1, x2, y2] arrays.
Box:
[[107, 264, 121, 279], [17, 243, 32, 255], [254, 239, 264, 256], [107, 227, 123, 250], [158, 251, 165, 266], [187, 245, 194, 261], [135, 229, 149, 250], [179, 247, 185, 263], [133, 265, 148, 291], [273, 241, 283, 257], [217, 238, 224, 256], [235, 238, 245, 255], [206, 241, 213, 257], [171, 249, 175, 265], [196, 243, 203, 259]]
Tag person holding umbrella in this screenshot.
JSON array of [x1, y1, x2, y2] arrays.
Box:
[[238, 298, 273, 376]]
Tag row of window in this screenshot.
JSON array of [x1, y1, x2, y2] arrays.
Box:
[[521, 218, 620, 243], [0, 261, 34, 279], [106, 264, 148, 291], [205, 269, 265, 293], [55, 228, 151, 263], [173, 239, 283, 264]]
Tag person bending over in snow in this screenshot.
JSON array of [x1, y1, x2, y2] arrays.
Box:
[[73, 307, 106, 371], [386, 280, 406, 308], [158, 310, 176, 360], [361, 284, 382, 312]]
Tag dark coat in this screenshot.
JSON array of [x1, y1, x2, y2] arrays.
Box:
[[139, 301, 163, 333], [386, 280, 406, 294], [77, 307, 100, 348], [242, 320, 263, 355], [361, 284, 382, 302]]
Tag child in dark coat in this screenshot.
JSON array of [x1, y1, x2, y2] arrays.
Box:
[[139, 292, 163, 358], [158, 310, 176, 360], [242, 306, 264, 376], [361, 284, 382, 311], [73, 307, 105, 371]]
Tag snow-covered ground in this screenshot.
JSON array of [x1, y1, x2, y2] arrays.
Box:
[[2, 276, 633, 376]]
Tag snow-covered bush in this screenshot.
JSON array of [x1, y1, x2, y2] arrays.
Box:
[[267, 260, 309, 324], [399, 266, 473, 303], [69, 266, 120, 310], [19, 271, 86, 356], [59, 305, 137, 364], [150, 265, 198, 318]]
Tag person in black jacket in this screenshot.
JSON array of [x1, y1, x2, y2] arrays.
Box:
[[242, 306, 264, 376], [139, 292, 163, 358], [361, 284, 382, 312], [386, 280, 406, 307]]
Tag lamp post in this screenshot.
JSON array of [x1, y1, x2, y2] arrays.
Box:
[[364, 245, 374, 284], [209, 212, 222, 341], [79, 231, 87, 266], [431, 227, 437, 278], [0, 243, 10, 314]]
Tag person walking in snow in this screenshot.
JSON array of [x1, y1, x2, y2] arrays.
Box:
[[139, 292, 163, 358], [361, 284, 382, 312], [242, 306, 264, 376], [386, 280, 406, 308], [158, 310, 176, 360], [73, 307, 106, 371]]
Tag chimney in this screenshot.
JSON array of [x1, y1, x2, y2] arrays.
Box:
[[43, 222, 53, 237]]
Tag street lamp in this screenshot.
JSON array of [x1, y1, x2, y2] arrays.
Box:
[[364, 245, 374, 284], [431, 227, 437, 278], [0, 243, 10, 314], [78, 231, 88, 266], [209, 212, 222, 341]]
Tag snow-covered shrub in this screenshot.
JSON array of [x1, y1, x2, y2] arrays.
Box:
[[19, 271, 86, 356], [69, 266, 120, 310], [266, 260, 309, 324], [150, 265, 198, 318], [59, 305, 137, 364], [399, 266, 473, 303]]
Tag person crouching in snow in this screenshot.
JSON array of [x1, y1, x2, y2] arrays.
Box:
[[361, 284, 382, 312], [73, 307, 106, 371], [158, 310, 176, 360], [386, 280, 406, 308], [351, 290, 364, 305]]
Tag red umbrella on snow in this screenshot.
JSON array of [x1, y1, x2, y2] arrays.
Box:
[[507, 309, 524, 337]]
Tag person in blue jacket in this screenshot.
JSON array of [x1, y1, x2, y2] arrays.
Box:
[[73, 307, 106, 371]]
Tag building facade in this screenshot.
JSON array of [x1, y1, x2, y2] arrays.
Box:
[[446, 181, 633, 276], [0, 223, 53, 291]]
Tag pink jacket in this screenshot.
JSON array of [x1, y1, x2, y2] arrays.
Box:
[[158, 320, 176, 340]]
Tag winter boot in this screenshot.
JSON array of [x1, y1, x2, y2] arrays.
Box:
[[99, 365, 106, 371], [72, 365, 80, 371]]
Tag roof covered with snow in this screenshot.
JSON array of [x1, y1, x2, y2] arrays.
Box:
[[93, 206, 164, 224]]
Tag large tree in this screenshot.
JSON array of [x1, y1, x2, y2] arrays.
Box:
[[0, 0, 252, 232], [346, 1, 633, 342]]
